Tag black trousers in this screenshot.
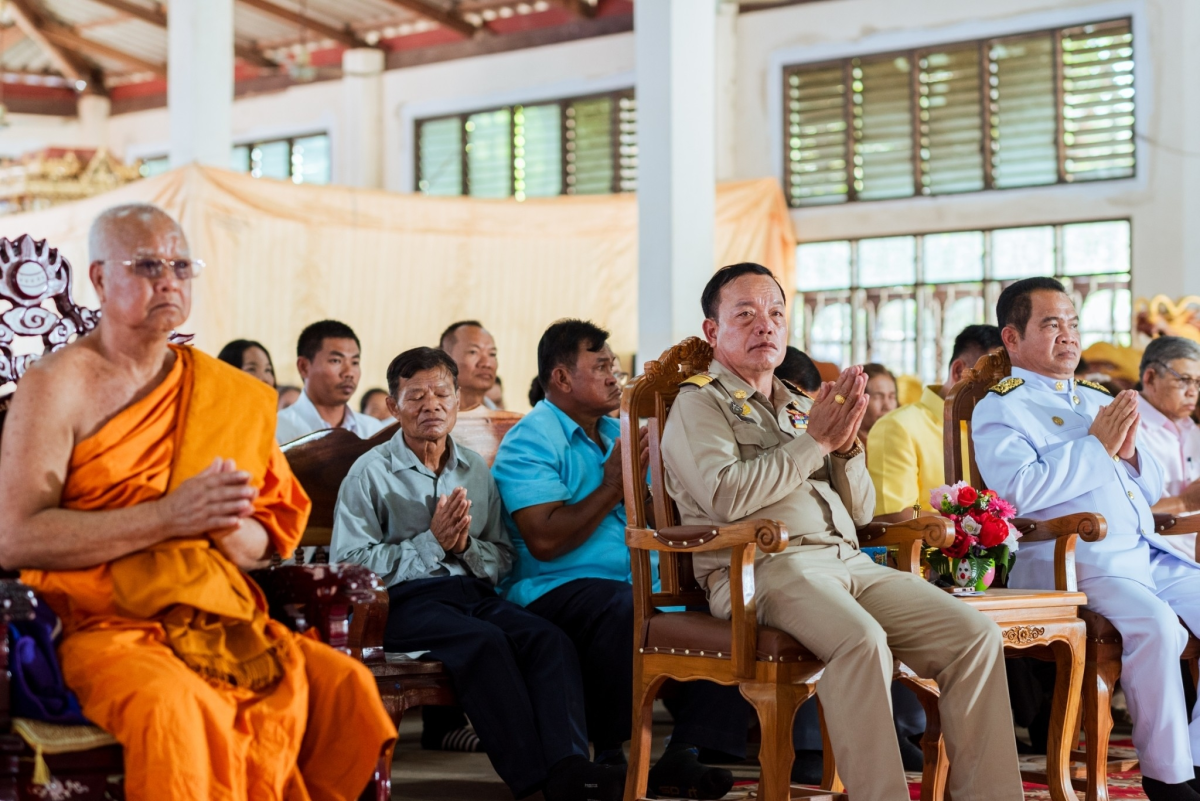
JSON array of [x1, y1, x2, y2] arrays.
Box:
[[385, 576, 590, 798], [526, 577, 753, 756]]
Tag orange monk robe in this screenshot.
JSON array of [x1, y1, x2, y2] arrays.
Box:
[[21, 346, 396, 801]]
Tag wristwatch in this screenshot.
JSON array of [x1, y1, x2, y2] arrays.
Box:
[[832, 442, 863, 459]]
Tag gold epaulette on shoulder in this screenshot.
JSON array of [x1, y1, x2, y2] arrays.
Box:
[[1077, 379, 1112, 396], [988, 377, 1025, 396], [681, 373, 714, 389]]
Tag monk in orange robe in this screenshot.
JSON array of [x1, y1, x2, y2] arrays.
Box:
[[0, 203, 396, 800]]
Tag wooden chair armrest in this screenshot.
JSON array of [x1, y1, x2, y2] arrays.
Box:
[[1011, 513, 1106, 543], [252, 564, 384, 657], [858, 516, 955, 549], [626, 520, 788, 554], [857, 516, 954, 575], [1009, 513, 1106, 592], [1153, 513, 1200, 535]]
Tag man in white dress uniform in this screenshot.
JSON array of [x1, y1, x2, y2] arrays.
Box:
[[974, 276, 1200, 801]]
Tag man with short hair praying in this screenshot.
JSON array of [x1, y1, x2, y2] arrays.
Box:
[[1137, 337, 1200, 557], [975, 277, 1200, 801], [440, 320, 499, 413], [331, 346, 621, 801], [0, 203, 395, 800], [660, 262, 1022, 801], [276, 319, 386, 444], [492, 319, 738, 801], [868, 324, 1003, 514]]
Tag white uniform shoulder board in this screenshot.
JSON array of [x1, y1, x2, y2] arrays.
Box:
[[1077, 379, 1112, 396], [988, 377, 1025, 396]]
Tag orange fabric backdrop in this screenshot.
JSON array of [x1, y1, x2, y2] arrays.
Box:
[[0, 166, 796, 410]]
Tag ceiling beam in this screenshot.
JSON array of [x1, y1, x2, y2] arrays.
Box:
[[554, 0, 598, 18], [375, 0, 480, 38], [6, 0, 90, 85], [83, 0, 167, 27], [41, 26, 166, 76], [82, 0, 278, 68], [235, 0, 371, 50], [234, 43, 279, 68]]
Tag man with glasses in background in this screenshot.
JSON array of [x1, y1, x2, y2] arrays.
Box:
[[1137, 336, 1200, 560]]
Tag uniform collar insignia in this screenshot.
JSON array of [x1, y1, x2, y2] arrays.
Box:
[[987, 377, 1025, 396]]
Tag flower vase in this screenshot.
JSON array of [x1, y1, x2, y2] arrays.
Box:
[[953, 556, 996, 592]]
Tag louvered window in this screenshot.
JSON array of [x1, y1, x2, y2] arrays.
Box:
[[784, 17, 1136, 207], [416, 89, 636, 200], [793, 219, 1132, 383], [141, 135, 332, 185]]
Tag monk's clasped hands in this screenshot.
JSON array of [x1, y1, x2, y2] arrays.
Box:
[[158, 457, 258, 538]]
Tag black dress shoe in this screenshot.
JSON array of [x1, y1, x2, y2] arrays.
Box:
[[1143, 776, 1200, 801], [791, 750, 824, 785]]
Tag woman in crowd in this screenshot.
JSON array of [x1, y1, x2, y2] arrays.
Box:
[[359, 388, 392, 422], [217, 339, 277, 387], [859, 363, 898, 453]]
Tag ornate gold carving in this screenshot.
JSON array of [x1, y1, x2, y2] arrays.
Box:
[[1002, 625, 1046, 645], [642, 337, 714, 384], [0, 148, 142, 216]]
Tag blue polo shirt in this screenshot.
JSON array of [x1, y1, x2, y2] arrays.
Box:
[[492, 400, 654, 607]]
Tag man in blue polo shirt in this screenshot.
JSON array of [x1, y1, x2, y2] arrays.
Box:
[[492, 319, 738, 801]]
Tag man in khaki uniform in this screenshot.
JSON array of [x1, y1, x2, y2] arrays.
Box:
[[660, 263, 1022, 801]]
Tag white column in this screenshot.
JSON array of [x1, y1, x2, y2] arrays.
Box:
[[715, 1, 738, 182], [77, 95, 111, 151], [635, 0, 717, 365], [168, 0, 232, 169], [341, 48, 385, 189]]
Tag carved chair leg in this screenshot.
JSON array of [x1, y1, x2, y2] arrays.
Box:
[[1083, 647, 1122, 801], [625, 671, 667, 801], [741, 681, 809, 801], [897, 675, 947, 801], [359, 740, 396, 801], [816, 696, 844, 794], [1045, 632, 1086, 801]]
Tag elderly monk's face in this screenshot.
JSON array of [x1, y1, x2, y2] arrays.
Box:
[[445, 326, 497, 395], [703, 274, 787, 378], [90, 214, 191, 333], [390, 367, 458, 442]]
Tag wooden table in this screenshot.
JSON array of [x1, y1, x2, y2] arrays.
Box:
[[900, 588, 1088, 801]]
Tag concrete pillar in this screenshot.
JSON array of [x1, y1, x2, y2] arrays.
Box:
[[635, 0, 717, 364], [715, 1, 738, 182], [168, 0, 232, 169], [341, 48, 385, 189], [77, 95, 110, 151]]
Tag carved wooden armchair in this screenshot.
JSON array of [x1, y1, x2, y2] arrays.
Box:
[[0, 235, 390, 800], [945, 348, 1199, 801], [620, 337, 959, 801]]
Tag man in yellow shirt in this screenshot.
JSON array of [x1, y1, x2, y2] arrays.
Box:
[[868, 325, 1001, 515]]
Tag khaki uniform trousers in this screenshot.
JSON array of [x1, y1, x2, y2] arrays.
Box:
[[707, 544, 1023, 801]]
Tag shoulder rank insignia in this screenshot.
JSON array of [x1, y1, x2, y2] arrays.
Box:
[[1077, 379, 1112, 396], [988, 377, 1025, 396], [681, 373, 714, 389]]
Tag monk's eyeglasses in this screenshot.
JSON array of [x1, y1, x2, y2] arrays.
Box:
[[1153, 362, 1200, 392], [99, 258, 206, 280]]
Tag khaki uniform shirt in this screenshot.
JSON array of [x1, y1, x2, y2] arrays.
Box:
[[660, 359, 875, 590]]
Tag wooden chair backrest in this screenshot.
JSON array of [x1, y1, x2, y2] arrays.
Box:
[[943, 348, 1011, 490], [620, 336, 713, 609], [282, 410, 523, 546]]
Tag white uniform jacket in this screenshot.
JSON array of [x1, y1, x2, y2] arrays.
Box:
[[973, 366, 1194, 591]]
